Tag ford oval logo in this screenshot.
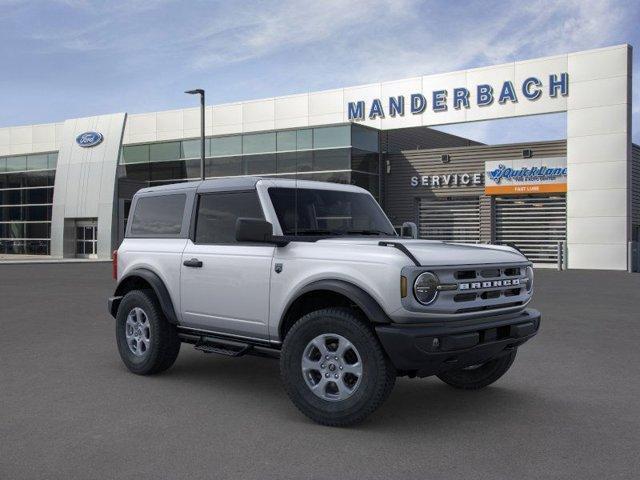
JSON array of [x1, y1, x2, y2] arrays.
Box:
[[76, 131, 103, 148]]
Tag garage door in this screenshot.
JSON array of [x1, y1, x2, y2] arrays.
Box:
[[494, 195, 567, 264], [419, 196, 480, 243]]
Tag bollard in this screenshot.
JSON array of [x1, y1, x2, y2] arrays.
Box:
[[557, 241, 563, 271]]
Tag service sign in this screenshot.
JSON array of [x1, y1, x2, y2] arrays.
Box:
[[484, 157, 567, 195]]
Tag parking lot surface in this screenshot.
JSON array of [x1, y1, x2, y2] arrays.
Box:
[[1, 263, 639, 479]]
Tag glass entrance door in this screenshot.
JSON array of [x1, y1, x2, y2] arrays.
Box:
[[76, 221, 98, 258]]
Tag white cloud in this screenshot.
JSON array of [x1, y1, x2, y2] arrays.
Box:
[[189, 0, 416, 70]]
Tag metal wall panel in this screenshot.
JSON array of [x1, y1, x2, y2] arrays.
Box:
[[494, 195, 567, 264], [419, 196, 480, 243]]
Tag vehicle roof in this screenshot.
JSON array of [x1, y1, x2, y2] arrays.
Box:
[[135, 177, 369, 196], [135, 177, 260, 195]]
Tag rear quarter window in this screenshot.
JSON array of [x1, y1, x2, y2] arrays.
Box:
[[129, 194, 186, 237]]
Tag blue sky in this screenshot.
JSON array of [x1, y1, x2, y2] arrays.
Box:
[[0, 0, 638, 144]]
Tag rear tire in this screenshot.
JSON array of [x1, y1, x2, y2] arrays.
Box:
[[116, 289, 181, 375], [280, 308, 396, 427], [436, 350, 517, 390]]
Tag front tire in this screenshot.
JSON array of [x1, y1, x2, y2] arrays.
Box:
[[280, 308, 396, 427], [116, 289, 181, 375], [436, 350, 517, 390]]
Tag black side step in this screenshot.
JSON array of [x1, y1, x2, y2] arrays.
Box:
[[194, 336, 252, 357], [178, 328, 281, 359]]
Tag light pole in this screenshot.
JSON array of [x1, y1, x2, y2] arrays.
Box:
[[185, 88, 205, 180]]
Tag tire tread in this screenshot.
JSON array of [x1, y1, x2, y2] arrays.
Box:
[[436, 350, 517, 390], [116, 289, 180, 376], [280, 307, 395, 427]]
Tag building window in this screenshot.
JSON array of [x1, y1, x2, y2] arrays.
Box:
[[276, 131, 297, 151], [150, 142, 181, 162], [243, 133, 276, 154], [181, 139, 210, 159], [206, 156, 243, 177], [313, 126, 350, 149], [5, 156, 27, 172], [313, 149, 350, 171], [0, 152, 57, 255], [26, 154, 49, 171], [351, 149, 380, 174], [297, 129, 313, 150], [122, 144, 150, 164], [244, 153, 277, 175], [211, 136, 242, 157], [351, 125, 380, 153]]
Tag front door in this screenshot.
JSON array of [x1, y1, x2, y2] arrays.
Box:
[[76, 220, 98, 258], [180, 190, 274, 340]]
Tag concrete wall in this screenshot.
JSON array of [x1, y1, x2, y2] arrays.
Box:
[[565, 46, 632, 270], [0, 122, 63, 156]]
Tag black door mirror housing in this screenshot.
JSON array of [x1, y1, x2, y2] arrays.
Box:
[[236, 218, 288, 246], [401, 221, 418, 239]]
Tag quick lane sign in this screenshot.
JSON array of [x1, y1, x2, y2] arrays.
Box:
[[348, 73, 569, 120], [485, 157, 567, 195]]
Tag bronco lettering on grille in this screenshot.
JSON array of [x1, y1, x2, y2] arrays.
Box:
[[459, 278, 521, 290]]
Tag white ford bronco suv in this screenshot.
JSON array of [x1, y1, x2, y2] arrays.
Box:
[[108, 177, 540, 426]]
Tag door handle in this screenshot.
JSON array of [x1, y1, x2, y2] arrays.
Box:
[[183, 258, 203, 268]]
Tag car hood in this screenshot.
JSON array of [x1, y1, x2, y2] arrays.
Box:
[[316, 238, 527, 266]]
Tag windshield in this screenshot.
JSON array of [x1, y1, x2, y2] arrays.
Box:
[[268, 187, 396, 237]]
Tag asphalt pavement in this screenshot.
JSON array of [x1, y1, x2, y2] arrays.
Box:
[[1, 263, 639, 479]]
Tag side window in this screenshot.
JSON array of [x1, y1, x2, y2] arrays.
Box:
[[129, 194, 186, 237], [195, 191, 264, 244]]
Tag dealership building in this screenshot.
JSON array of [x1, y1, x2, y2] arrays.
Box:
[[0, 44, 637, 271]]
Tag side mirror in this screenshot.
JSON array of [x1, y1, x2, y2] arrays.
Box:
[[401, 221, 418, 239], [236, 218, 289, 246]]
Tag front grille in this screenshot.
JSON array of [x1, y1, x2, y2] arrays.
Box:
[[414, 263, 531, 315], [454, 293, 477, 302], [447, 265, 528, 313]]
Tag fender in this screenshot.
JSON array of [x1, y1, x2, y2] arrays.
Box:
[[282, 279, 391, 326], [110, 268, 178, 324]]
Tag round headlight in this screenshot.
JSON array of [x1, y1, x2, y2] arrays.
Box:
[[414, 272, 439, 305], [525, 266, 534, 292]]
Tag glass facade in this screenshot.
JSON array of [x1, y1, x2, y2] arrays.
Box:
[[117, 124, 380, 244], [0, 152, 57, 255], [118, 124, 380, 191]]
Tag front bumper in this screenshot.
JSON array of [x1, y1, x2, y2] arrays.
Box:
[[375, 308, 540, 377]]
